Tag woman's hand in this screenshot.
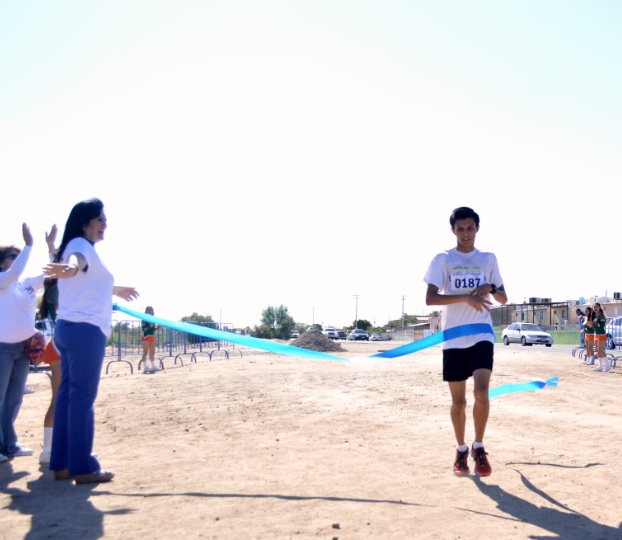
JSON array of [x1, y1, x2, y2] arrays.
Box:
[[43, 262, 79, 279], [45, 224, 58, 252], [22, 223, 33, 246], [113, 286, 140, 301]]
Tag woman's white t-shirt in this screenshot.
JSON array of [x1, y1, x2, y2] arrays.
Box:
[[424, 247, 503, 350], [0, 246, 45, 343], [57, 237, 114, 337]]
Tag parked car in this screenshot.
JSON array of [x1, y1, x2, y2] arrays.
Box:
[[502, 323, 553, 347], [290, 331, 299, 339], [369, 333, 382, 341], [606, 316, 622, 349], [323, 328, 339, 339], [348, 329, 369, 341], [336, 331, 347, 340]]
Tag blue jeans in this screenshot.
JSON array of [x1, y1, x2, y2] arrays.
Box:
[[50, 320, 107, 475], [0, 341, 31, 456]]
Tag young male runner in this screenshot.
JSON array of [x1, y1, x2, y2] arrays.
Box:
[[424, 207, 507, 477]]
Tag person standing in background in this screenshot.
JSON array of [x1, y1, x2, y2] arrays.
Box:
[[592, 303, 611, 372], [583, 307, 595, 365], [37, 224, 61, 465], [141, 306, 160, 374], [576, 308, 585, 347]]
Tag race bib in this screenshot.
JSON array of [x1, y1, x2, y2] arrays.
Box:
[[449, 270, 486, 292]]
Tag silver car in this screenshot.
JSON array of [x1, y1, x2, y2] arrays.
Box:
[[502, 323, 553, 347], [606, 316, 622, 349], [348, 329, 369, 341]]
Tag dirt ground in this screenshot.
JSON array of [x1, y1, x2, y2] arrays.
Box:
[[2, 340, 621, 539]]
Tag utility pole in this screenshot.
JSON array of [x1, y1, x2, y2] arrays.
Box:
[[401, 295, 406, 331], [353, 294, 360, 329]]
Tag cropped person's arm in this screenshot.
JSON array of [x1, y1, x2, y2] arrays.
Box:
[[43, 252, 88, 279], [0, 224, 33, 287], [113, 286, 140, 301]]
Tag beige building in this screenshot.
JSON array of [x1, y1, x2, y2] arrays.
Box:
[[491, 295, 622, 328]]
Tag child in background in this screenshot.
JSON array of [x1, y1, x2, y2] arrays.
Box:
[[141, 306, 160, 374]]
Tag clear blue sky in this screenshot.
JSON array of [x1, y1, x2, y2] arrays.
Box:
[[2, 1, 621, 328]]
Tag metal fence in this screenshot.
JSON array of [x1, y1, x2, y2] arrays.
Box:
[[105, 320, 239, 371], [30, 319, 240, 377]]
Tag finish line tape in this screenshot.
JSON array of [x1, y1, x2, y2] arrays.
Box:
[[112, 305, 559, 398], [488, 376, 559, 399], [113, 304, 347, 361], [369, 323, 496, 359]]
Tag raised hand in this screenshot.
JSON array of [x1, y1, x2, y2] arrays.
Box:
[[22, 223, 33, 246], [45, 224, 58, 251]]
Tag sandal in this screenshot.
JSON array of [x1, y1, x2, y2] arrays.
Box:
[[74, 469, 115, 484], [54, 469, 75, 480]]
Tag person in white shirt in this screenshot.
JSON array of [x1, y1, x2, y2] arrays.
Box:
[[424, 207, 507, 478], [0, 224, 45, 461], [44, 198, 139, 484]]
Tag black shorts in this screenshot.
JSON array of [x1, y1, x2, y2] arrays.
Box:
[[442, 341, 494, 382]]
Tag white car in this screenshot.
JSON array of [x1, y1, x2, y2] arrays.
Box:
[[502, 323, 553, 347], [369, 333, 382, 341], [322, 328, 339, 339]]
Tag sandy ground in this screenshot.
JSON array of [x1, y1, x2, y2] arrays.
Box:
[[2, 340, 621, 540]]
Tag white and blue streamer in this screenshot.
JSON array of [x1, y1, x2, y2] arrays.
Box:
[[113, 304, 348, 361], [488, 376, 559, 399], [113, 305, 559, 398], [369, 323, 496, 359]]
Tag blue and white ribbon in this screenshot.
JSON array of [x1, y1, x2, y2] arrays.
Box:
[[113, 304, 348, 361], [113, 305, 559, 398], [489, 376, 559, 399], [369, 323, 496, 359]]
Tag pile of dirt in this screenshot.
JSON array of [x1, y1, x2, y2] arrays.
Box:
[[291, 330, 346, 353]]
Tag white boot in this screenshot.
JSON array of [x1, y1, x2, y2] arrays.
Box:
[[593, 358, 604, 372], [602, 358, 612, 373], [586, 355, 596, 365]]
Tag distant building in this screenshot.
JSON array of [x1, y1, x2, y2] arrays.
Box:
[[491, 293, 622, 328]]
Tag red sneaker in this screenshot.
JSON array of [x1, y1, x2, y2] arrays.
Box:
[[453, 449, 470, 476], [471, 445, 492, 477]]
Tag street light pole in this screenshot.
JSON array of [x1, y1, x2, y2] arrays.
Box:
[[353, 294, 360, 329], [402, 295, 406, 331]]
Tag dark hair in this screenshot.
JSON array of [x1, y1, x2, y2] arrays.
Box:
[[56, 198, 104, 261], [585, 306, 594, 321], [0, 245, 20, 262], [39, 279, 59, 321], [449, 207, 480, 228]]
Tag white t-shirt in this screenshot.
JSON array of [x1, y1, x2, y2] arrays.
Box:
[[0, 246, 45, 343], [57, 237, 114, 337], [423, 247, 503, 350]]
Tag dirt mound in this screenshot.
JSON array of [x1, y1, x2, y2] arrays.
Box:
[[291, 330, 345, 353]]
